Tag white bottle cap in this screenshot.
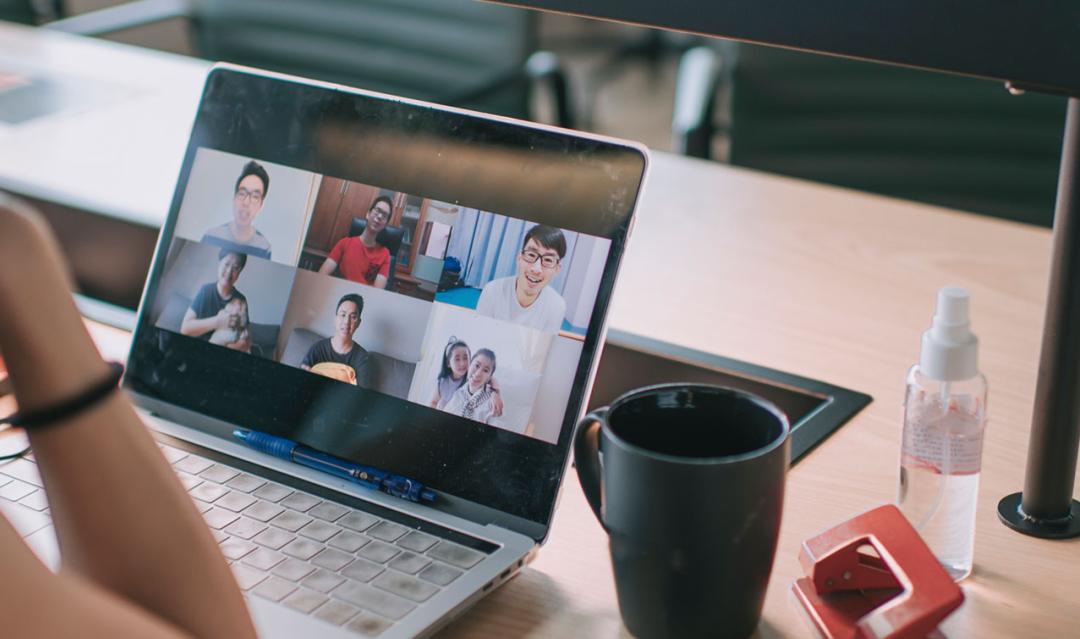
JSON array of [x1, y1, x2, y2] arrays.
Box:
[[920, 287, 979, 381]]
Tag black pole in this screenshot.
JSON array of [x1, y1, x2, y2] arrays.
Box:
[[999, 96, 1080, 538]]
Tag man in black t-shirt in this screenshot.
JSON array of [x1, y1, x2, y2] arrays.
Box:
[[180, 248, 251, 352], [301, 293, 370, 388]]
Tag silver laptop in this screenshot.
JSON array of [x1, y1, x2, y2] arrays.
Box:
[[3, 64, 647, 638]]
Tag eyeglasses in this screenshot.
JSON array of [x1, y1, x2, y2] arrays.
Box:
[[369, 207, 391, 221], [520, 249, 560, 269], [235, 187, 263, 203]]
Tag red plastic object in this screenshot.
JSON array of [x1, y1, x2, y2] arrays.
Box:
[[791, 504, 964, 639]]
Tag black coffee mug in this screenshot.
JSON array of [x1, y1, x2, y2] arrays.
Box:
[[575, 384, 790, 639]]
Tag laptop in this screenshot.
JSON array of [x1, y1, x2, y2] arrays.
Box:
[[46, 64, 644, 637]]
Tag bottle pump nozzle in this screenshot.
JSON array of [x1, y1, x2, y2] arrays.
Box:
[[920, 287, 978, 382]]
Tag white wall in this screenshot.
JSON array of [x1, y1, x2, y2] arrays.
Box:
[[529, 337, 585, 444], [173, 147, 320, 266], [564, 235, 611, 328], [279, 268, 432, 362], [151, 239, 296, 325]]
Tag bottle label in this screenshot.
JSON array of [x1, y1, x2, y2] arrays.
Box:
[[902, 393, 985, 475]]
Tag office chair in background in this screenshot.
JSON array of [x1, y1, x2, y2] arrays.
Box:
[[47, 0, 574, 128], [672, 42, 1067, 227], [348, 217, 404, 292], [0, 0, 61, 25]]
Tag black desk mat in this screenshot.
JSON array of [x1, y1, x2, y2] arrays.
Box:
[[590, 329, 873, 463]]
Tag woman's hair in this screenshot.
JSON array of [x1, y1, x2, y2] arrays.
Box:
[[438, 336, 470, 380], [472, 348, 497, 376]]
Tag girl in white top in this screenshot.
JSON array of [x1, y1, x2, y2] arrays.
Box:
[[442, 349, 499, 425]]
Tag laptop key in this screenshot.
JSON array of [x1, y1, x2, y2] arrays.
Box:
[[216, 491, 257, 512], [252, 483, 292, 503], [311, 548, 353, 572], [160, 446, 188, 464], [282, 587, 328, 614], [302, 569, 346, 594], [0, 459, 43, 487], [427, 541, 484, 569], [331, 580, 416, 621], [242, 547, 286, 571], [251, 576, 297, 602], [397, 531, 438, 553], [299, 520, 341, 543], [224, 516, 267, 540], [0, 479, 36, 502], [176, 472, 203, 491], [18, 489, 49, 512], [372, 572, 439, 603], [272, 558, 316, 582], [226, 474, 266, 493], [211, 529, 230, 543], [220, 538, 257, 561], [328, 530, 370, 553], [341, 558, 384, 583], [280, 493, 320, 512], [418, 562, 463, 587], [231, 563, 269, 591], [358, 540, 400, 564], [173, 456, 213, 475], [203, 507, 241, 530], [338, 511, 380, 532], [189, 483, 228, 503], [243, 500, 284, 523], [0, 501, 50, 536], [313, 599, 361, 626], [367, 521, 409, 542], [345, 613, 394, 637], [281, 538, 323, 561], [270, 510, 312, 533], [309, 502, 349, 522], [252, 527, 294, 551], [200, 464, 240, 484], [388, 551, 431, 575]]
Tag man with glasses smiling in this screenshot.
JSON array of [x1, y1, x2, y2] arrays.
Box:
[[476, 224, 567, 333], [319, 195, 394, 289], [201, 160, 273, 260]]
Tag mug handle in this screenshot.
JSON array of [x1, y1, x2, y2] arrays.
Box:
[[574, 408, 608, 528]]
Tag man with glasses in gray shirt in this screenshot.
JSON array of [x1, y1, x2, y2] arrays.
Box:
[[476, 224, 567, 333], [201, 160, 273, 260]]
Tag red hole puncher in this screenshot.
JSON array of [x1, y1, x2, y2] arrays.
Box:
[[791, 505, 965, 639]]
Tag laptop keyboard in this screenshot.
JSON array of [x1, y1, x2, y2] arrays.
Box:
[[0, 443, 491, 638]]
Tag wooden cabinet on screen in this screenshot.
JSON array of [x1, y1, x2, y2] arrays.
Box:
[[299, 177, 384, 271]]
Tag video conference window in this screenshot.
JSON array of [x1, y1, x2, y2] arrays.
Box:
[[299, 178, 450, 303], [152, 147, 612, 444]]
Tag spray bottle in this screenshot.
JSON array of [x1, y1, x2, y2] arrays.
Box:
[[897, 287, 988, 580]]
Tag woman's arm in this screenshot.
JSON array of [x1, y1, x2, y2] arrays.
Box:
[[0, 199, 256, 639]]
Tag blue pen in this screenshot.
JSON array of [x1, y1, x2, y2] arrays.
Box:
[[233, 429, 435, 503]]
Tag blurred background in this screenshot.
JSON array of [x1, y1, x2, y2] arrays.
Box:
[[8, 0, 1068, 228]]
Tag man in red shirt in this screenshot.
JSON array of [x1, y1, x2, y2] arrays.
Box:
[[318, 196, 393, 288]]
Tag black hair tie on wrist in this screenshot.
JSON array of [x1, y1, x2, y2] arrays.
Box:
[[0, 362, 124, 430]]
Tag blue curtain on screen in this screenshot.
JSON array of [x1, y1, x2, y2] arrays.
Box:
[[446, 209, 578, 294]]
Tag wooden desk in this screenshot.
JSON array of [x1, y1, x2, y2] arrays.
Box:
[[84, 153, 1080, 637], [6, 20, 1078, 639]]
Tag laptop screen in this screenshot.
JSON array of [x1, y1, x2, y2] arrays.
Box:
[[127, 67, 646, 528]]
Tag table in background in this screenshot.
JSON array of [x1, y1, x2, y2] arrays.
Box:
[[5, 21, 1079, 638]]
